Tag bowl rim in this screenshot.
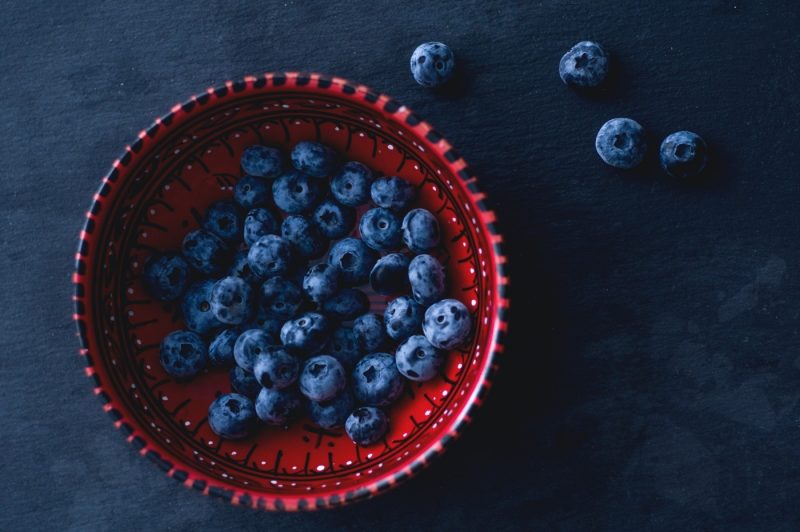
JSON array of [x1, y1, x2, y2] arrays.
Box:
[[73, 72, 510, 511]]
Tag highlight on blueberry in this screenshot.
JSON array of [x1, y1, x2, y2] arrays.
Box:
[[659, 130, 708, 178], [559, 40, 609, 88], [595, 118, 647, 169], [410, 41, 456, 88]]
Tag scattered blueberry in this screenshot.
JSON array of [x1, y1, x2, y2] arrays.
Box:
[[313, 199, 355, 239], [359, 207, 402, 251], [272, 170, 324, 214], [233, 328, 275, 372], [229, 365, 261, 400], [181, 229, 229, 276], [143, 253, 190, 302], [559, 41, 609, 88], [325, 326, 362, 369], [395, 335, 444, 382], [181, 280, 223, 335], [352, 353, 404, 406], [291, 141, 340, 178], [410, 41, 456, 88], [234, 175, 271, 209], [327, 237, 378, 286], [595, 118, 647, 169], [210, 276, 253, 325], [228, 250, 263, 285], [243, 208, 280, 247], [160, 330, 207, 380], [371, 176, 415, 211], [302, 263, 340, 305], [203, 200, 243, 243], [659, 130, 708, 178], [384, 296, 424, 341], [208, 328, 240, 367], [241, 145, 283, 178], [253, 345, 301, 390], [255, 386, 303, 426], [280, 312, 329, 353], [308, 390, 355, 430], [370, 253, 410, 295], [281, 215, 327, 259], [299, 355, 347, 402], [408, 254, 445, 305], [401, 208, 440, 253], [247, 235, 294, 278], [353, 313, 387, 352], [322, 288, 369, 321], [330, 161, 373, 207], [208, 393, 256, 439], [423, 299, 472, 349], [259, 276, 304, 319]]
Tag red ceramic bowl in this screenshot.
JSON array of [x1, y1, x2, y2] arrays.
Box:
[[74, 73, 509, 510]]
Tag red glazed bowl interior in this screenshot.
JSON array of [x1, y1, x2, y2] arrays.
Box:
[[74, 73, 509, 511]]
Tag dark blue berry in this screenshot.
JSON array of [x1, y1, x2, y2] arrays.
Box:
[[259, 276, 303, 319], [345, 406, 388, 446], [234, 175, 271, 209], [228, 250, 263, 285], [313, 199, 356, 239], [401, 208, 440, 253], [423, 299, 472, 349], [308, 390, 355, 430], [208, 393, 256, 439], [247, 235, 294, 278], [143, 253, 190, 302], [203, 200, 243, 243], [272, 170, 324, 214], [325, 326, 362, 369], [181, 229, 229, 276], [408, 254, 445, 306], [327, 237, 378, 286], [255, 386, 303, 425], [160, 330, 207, 380], [290, 141, 339, 178], [369, 253, 410, 295], [559, 41, 609, 88], [253, 345, 300, 390], [233, 328, 275, 372], [359, 207, 402, 251], [208, 328, 239, 367], [371, 176, 415, 212], [280, 312, 329, 353], [322, 288, 369, 321], [330, 161, 373, 207], [353, 313, 386, 352], [243, 208, 280, 247], [241, 145, 283, 178], [659, 130, 708, 178], [299, 355, 347, 402], [595, 118, 647, 169], [384, 296, 423, 341], [241, 306, 282, 338], [352, 353, 404, 406], [410, 42, 456, 88], [181, 280, 223, 335], [229, 365, 261, 400], [302, 263, 340, 305], [281, 215, 327, 259], [395, 335, 444, 381], [210, 276, 253, 325]]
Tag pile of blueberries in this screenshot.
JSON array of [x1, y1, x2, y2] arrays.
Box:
[[144, 141, 472, 446]]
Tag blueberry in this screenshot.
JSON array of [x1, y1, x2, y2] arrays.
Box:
[[272, 170, 324, 214], [559, 41, 609, 88], [345, 406, 388, 446], [330, 161, 373, 207], [308, 390, 355, 430], [313, 200, 356, 239], [369, 253, 410, 295], [253, 345, 301, 390], [203, 200, 243, 243], [353, 313, 387, 352], [255, 386, 303, 426], [322, 288, 369, 321], [281, 215, 327, 259], [290, 141, 339, 178], [243, 208, 280, 247], [410, 41, 456, 88], [371, 176, 415, 211], [384, 296, 423, 341], [181, 280, 224, 335], [208, 328, 240, 367], [247, 235, 294, 278], [143, 253, 190, 302], [229, 366, 261, 400], [160, 330, 207, 379], [210, 276, 254, 325], [423, 299, 472, 349], [325, 326, 362, 369], [233, 328, 275, 372], [395, 335, 444, 382], [241, 145, 283, 178], [299, 355, 347, 402], [408, 254, 445, 306], [659, 130, 708, 178], [401, 208, 440, 253], [259, 276, 303, 319], [352, 353, 404, 406], [359, 207, 402, 251], [181, 229, 229, 276], [241, 306, 282, 338], [234, 175, 271, 209], [327, 238, 378, 286], [595, 118, 647, 169], [280, 312, 329, 353], [228, 250, 263, 285], [208, 393, 256, 439], [302, 263, 340, 305]]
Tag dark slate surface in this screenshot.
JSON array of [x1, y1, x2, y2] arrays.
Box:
[[2, 1, 799, 529]]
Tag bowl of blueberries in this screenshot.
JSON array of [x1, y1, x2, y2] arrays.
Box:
[[74, 72, 508, 510]]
